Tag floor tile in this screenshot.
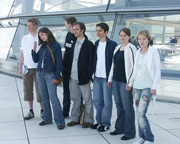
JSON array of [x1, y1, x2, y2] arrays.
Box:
[[0, 122, 27, 141]]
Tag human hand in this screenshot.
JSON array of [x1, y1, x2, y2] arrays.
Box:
[[126, 85, 131, 91], [52, 79, 58, 84], [19, 67, 23, 75], [151, 89, 156, 95], [33, 41, 37, 52], [107, 82, 112, 87]]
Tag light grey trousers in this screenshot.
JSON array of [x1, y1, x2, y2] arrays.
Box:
[[69, 79, 94, 124]]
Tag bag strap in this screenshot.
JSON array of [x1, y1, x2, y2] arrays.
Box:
[[46, 45, 56, 67]]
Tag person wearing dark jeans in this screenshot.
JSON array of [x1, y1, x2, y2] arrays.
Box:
[[62, 17, 77, 118]]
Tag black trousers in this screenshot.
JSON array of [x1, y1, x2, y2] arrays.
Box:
[[62, 71, 71, 115]]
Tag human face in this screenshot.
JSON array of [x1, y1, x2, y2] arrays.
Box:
[[137, 34, 149, 49], [119, 31, 130, 44], [39, 32, 48, 42], [65, 21, 71, 31], [73, 24, 84, 38], [96, 26, 107, 39], [27, 22, 37, 33]]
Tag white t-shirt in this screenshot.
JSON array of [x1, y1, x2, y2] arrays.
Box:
[[133, 53, 152, 89], [95, 41, 107, 78], [20, 33, 40, 69]]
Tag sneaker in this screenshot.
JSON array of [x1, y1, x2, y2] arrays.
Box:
[[143, 140, 153, 144], [91, 123, 100, 129], [133, 138, 145, 144], [40, 110, 44, 119], [24, 111, 34, 120], [98, 125, 109, 132]]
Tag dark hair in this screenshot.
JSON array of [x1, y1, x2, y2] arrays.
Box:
[[119, 28, 131, 43], [73, 22, 86, 34], [96, 23, 109, 33], [38, 27, 56, 45], [65, 16, 77, 25], [27, 18, 38, 26], [136, 30, 153, 46]]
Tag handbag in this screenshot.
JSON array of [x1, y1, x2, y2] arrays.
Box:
[[80, 104, 86, 125], [46, 45, 62, 85], [22, 64, 28, 75]]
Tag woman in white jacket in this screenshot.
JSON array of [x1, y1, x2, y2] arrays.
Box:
[[132, 30, 161, 144], [108, 28, 136, 140]]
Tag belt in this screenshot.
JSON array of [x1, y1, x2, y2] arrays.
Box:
[[40, 68, 43, 71]]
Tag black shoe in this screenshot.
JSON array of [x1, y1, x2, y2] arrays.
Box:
[[110, 131, 123, 135], [24, 111, 34, 120], [91, 123, 100, 129], [63, 113, 69, 118], [57, 125, 65, 130], [121, 136, 133, 141], [39, 121, 52, 126], [98, 125, 109, 132]]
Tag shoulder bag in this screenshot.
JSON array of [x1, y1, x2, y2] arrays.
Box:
[[46, 45, 62, 85]]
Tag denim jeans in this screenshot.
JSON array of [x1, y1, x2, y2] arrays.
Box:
[[93, 76, 112, 127], [134, 88, 154, 142], [112, 80, 136, 138], [37, 72, 65, 127]]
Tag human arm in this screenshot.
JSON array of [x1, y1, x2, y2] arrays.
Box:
[[151, 49, 161, 90], [53, 43, 62, 83], [31, 42, 39, 63], [19, 51, 24, 75]]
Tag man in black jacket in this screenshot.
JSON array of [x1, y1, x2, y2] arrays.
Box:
[[62, 17, 77, 118], [67, 22, 95, 128]]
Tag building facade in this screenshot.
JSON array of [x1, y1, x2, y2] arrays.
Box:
[[0, 0, 180, 75]]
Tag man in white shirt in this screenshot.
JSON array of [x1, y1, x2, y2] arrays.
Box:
[[19, 18, 43, 120], [91, 23, 117, 131]]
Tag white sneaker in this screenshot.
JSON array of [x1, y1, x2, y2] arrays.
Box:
[[143, 140, 153, 144], [133, 138, 144, 144]]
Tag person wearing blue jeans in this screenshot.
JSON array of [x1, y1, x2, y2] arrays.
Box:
[[108, 28, 137, 140], [132, 30, 161, 144], [92, 23, 117, 132], [32, 27, 65, 130]]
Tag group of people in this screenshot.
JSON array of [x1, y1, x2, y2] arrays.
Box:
[[19, 17, 161, 144]]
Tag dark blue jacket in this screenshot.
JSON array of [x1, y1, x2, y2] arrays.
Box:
[[94, 37, 117, 80], [32, 41, 62, 80]]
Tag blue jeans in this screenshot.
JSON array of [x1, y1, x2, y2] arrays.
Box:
[[134, 88, 154, 142], [93, 76, 112, 127], [112, 80, 135, 138], [37, 72, 65, 127]]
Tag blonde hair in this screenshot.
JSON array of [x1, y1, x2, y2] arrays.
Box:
[[136, 30, 153, 46]]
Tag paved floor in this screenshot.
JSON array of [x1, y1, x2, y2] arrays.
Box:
[[0, 73, 180, 144]]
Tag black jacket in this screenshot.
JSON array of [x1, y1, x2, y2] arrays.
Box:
[[68, 35, 95, 85], [62, 32, 76, 72]]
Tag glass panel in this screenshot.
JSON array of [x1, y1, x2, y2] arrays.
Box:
[[0, 0, 14, 18], [0, 19, 19, 60], [9, 0, 108, 16], [113, 13, 180, 71], [109, 0, 180, 10], [7, 14, 115, 62]]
